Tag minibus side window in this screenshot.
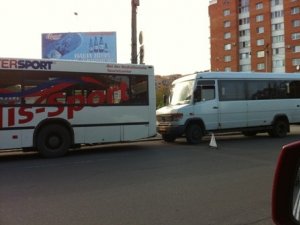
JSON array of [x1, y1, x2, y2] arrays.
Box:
[[195, 81, 215, 102]]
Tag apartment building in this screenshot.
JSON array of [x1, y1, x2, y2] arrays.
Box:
[[209, 0, 300, 73]]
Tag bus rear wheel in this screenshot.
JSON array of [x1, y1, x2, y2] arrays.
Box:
[[36, 124, 71, 158], [268, 120, 289, 138], [186, 124, 203, 144]]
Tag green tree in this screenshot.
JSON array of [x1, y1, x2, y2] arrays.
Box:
[[156, 86, 169, 109]]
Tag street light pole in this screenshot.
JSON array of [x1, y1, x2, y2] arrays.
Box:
[[131, 0, 139, 64]]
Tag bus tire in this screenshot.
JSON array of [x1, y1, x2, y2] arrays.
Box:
[[36, 124, 71, 158], [268, 120, 289, 138], [162, 134, 176, 142], [186, 124, 203, 144]]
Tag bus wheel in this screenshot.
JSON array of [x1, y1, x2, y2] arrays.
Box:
[[36, 124, 71, 158], [162, 134, 176, 142], [186, 124, 203, 144], [269, 120, 289, 138]]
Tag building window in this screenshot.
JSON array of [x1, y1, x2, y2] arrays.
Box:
[[272, 35, 284, 43], [239, 41, 250, 48], [239, 0, 249, 7], [240, 52, 251, 59], [272, 23, 284, 31], [257, 50, 265, 58], [224, 43, 232, 50], [239, 29, 250, 37], [257, 63, 265, 70], [292, 58, 300, 66], [224, 32, 231, 39], [224, 67, 231, 72], [256, 2, 263, 10], [239, 17, 250, 25], [224, 9, 230, 16], [256, 27, 264, 34], [271, 10, 284, 19], [292, 46, 300, 53], [239, 6, 249, 14], [273, 60, 285, 68], [256, 15, 264, 22], [239, 0, 249, 13], [291, 7, 300, 15], [240, 64, 251, 71], [273, 47, 285, 55], [293, 20, 300, 27], [292, 32, 300, 40], [271, 0, 283, 6], [257, 39, 265, 46], [224, 55, 232, 62], [224, 21, 231, 28]]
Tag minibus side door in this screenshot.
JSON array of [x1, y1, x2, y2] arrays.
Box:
[[218, 80, 248, 129], [193, 80, 219, 131]]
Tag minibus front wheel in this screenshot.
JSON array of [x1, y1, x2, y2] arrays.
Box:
[[186, 124, 203, 144]]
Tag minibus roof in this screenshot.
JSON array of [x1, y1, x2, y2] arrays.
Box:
[[172, 71, 300, 85]]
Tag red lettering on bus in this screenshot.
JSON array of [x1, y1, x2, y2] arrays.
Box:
[[47, 93, 65, 117], [48, 106, 64, 117], [67, 95, 84, 119], [8, 108, 15, 126], [19, 107, 33, 124]]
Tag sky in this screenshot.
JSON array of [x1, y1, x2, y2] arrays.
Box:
[[0, 0, 210, 75]]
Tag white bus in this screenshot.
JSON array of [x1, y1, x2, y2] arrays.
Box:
[[0, 58, 156, 157], [156, 72, 300, 144]]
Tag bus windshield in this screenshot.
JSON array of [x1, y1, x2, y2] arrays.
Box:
[[170, 80, 194, 105]]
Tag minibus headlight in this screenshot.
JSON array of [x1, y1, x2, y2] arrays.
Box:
[[171, 113, 183, 121]]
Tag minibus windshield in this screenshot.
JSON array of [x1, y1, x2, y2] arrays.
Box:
[[170, 80, 194, 105]]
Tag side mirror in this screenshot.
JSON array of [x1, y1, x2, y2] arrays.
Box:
[[272, 141, 300, 225], [193, 88, 202, 103]]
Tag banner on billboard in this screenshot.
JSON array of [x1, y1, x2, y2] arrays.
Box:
[[42, 32, 117, 62]]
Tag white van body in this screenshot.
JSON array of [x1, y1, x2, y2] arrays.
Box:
[[156, 72, 300, 144]]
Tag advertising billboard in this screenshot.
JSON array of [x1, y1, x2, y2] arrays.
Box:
[[42, 32, 117, 62]]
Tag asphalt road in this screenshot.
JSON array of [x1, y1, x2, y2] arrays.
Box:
[[1, 127, 300, 225]]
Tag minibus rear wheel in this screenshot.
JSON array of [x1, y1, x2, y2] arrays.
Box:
[[186, 124, 203, 144]]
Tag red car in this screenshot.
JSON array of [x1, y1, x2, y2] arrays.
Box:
[[272, 141, 300, 225]]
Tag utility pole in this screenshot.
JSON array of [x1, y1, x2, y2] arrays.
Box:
[[131, 0, 139, 64]]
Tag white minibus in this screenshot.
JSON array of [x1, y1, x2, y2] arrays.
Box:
[[156, 72, 300, 144]]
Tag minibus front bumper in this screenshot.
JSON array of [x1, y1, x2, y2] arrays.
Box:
[[157, 124, 185, 137]]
